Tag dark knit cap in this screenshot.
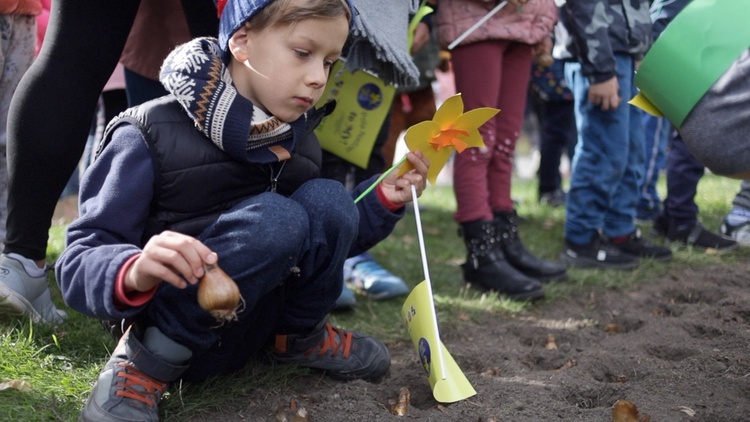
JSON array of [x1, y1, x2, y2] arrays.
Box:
[[218, 0, 354, 58], [218, 0, 273, 53]]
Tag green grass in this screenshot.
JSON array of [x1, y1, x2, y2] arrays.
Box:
[[0, 172, 744, 421]]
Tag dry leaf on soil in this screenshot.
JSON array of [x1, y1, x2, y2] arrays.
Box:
[[612, 399, 651, 422], [0, 380, 31, 392]]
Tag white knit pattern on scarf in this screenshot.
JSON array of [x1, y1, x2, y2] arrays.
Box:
[[159, 37, 294, 164]]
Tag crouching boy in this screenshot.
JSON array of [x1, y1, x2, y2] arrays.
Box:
[[55, 0, 430, 420]]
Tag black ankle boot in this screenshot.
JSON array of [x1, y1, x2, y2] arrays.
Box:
[[493, 210, 568, 282], [459, 220, 544, 301]]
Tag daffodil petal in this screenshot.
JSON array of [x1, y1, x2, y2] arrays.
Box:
[[454, 107, 499, 132], [395, 144, 451, 185], [423, 147, 452, 185], [433, 94, 464, 129], [462, 129, 486, 149], [404, 120, 441, 152]]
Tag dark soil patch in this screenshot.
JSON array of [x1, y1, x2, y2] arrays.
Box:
[[193, 261, 750, 421]]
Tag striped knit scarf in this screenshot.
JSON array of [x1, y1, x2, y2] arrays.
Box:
[[159, 37, 295, 164]]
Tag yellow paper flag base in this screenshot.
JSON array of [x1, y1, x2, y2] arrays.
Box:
[[628, 92, 663, 118], [402, 280, 477, 403]]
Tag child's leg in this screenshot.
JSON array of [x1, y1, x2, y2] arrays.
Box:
[[638, 114, 670, 219], [265, 180, 390, 381], [275, 179, 358, 332], [451, 40, 504, 223], [538, 99, 576, 196], [145, 189, 334, 354], [663, 132, 704, 228], [563, 58, 633, 244], [604, 56, 645, 239], [486, 42, 532, 213]]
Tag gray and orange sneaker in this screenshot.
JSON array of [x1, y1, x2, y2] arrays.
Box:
[[270, 321, 390, 382], [80, 326, 190, 422]]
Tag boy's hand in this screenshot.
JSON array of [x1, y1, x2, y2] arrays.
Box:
[[588, 77, 621, 111], [125, 231, 217, 292], [380, 151, 430, 205]]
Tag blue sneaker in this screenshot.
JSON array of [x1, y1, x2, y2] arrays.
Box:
[[721, 208, 750, 247], [334, 284, 357, 310], [344, 253, 410, 300]]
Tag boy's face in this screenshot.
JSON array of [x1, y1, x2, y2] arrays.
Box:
[[229, 15, 349, 123]]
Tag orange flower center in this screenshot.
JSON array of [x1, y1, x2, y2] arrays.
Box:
[[430, 128, 469, 152]]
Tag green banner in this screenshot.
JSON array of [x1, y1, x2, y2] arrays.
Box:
[[633, 0, 750, 127]]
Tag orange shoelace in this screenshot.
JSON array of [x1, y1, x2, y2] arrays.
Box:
[[307, 324, 352, 359], [114, 362, 167, 407]]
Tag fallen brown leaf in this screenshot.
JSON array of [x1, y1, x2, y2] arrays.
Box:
[[290, 407, 309, 422], [612, 399, 650, 422], [604, 323, 620, 333], [275, 405, 289, 422], [612, 399, 639, 422], [481, 367, 502, 376], [555, 358, 576, 371], [0, 380, 31, 392]]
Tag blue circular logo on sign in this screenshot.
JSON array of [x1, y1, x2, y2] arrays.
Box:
[[418, 338, 431, 375], [357, 83, 383, 110]]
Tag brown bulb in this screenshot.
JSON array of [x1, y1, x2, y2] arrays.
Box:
[[197, 263, 244, 323]]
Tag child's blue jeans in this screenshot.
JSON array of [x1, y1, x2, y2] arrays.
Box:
[[142, 179, 358, 380], [563, 54, 645, 244]]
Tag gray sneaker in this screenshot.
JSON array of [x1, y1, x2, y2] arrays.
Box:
[[0, 254, 67, 325], [270, 320, 390, 382], [80, 326, 189, 422]]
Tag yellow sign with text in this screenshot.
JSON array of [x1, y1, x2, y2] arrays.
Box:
[[315, 62, 396, 169]]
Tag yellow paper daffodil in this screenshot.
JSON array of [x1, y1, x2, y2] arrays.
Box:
[[397, 93, 499, 185]]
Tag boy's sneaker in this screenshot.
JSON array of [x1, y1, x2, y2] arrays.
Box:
[[344, 253, 410, 300], [539, 189, 566, 207], [0, 254, 67, 325], [653, 216, 737, 251], [560, 235, 639, 270], [80, 326, 188, 422], [270, 321, 390, 382], [608, 229, 673, 262], [333, 284, 357, 310], [721, 215, 750, 247]]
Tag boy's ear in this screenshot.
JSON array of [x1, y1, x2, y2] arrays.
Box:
[[228, 25, 250, 62]]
